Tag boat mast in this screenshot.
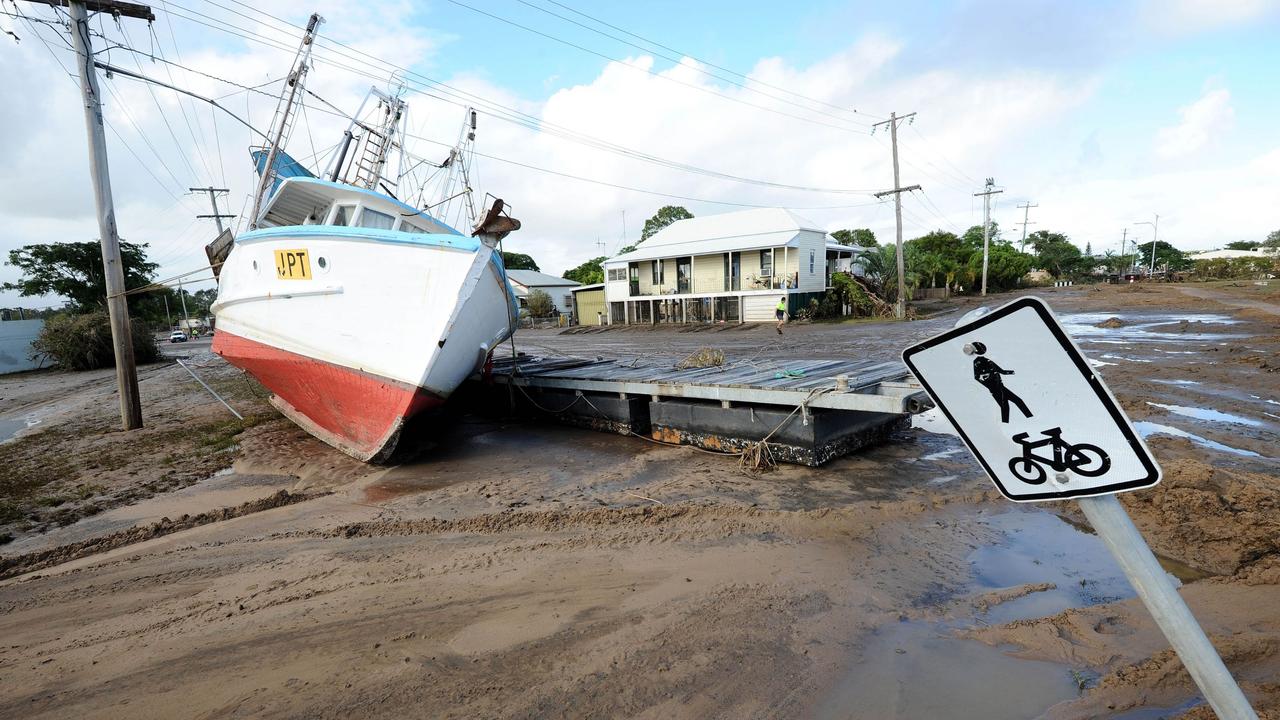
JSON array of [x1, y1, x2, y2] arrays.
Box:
[[250, 12, 323, 229]]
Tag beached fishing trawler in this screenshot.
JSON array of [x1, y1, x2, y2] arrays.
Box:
[[210, 14, 520, 462]]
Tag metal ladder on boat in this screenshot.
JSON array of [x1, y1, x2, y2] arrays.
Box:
[[351, 128, 388, 189]]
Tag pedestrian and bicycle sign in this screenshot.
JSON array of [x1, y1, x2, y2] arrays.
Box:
[[902, 297, 1256, 718], [903, 296, 1161, 502]]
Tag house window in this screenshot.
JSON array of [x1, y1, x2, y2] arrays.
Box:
[[809, 250, 815, 274], [608, 268, 626, 282], [761, 249, 773, 278]]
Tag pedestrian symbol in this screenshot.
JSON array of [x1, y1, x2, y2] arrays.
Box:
[[902, 296, 1160, 502], [967, 341, 1033, 423]]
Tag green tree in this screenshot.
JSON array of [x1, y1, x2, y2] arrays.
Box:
[[1264, 230, 1280, 249], [525, 288, 554, 317], [1028, 230, 1085, 278], [501, 252, 540, 271], [640, 206, 693, 244], [1226, 240, 1260, 251], [562, 256, 606, 285], [831, 228, 877, 248], [962, 221, 1001, 249], [1139, 240, 1191, 272], [3, 241, 157, 311], [971, 243, 1034, 291]]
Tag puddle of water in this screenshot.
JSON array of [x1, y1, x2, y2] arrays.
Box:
[[1248, 394, 1280, 406], [1060, 313, 1244, 345], [0, 413, 42, 443], [1147, 402, 1264, 427], [969, 510, 1142, 625], [820, 508, 1206, 720], [928, 475, 959, 485], [921, 448, 961, 461], [0, 417, 26, 443], [1134, 421, 1262, 458], [1089, 358, 1118, 368], [1152, 379, 1201, 386], [1100, 353, 1152, 363], [363, 473, 457, 503], [911, 407, 958, 437], [815, 619, 1080, 720]]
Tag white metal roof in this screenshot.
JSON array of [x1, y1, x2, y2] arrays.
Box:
[[505, 269, 581, 288], [571, 283, 605, 292], [604, 208, 825, 266], [826, 241, 872, 254]]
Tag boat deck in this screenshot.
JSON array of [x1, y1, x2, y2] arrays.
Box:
[[483, 355, 929, 415]]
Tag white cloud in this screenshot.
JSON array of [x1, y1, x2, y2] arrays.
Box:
[[1142, 0, 1279, 35], [1153, 87, 1233, 160]]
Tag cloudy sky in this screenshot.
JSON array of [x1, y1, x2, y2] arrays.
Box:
[[1, 0, 1277, 308]]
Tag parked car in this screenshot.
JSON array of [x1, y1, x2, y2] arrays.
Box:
[[169, 331, 188, 343]]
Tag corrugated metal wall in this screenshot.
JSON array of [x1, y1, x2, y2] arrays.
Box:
[[0, 319, 45, 375]]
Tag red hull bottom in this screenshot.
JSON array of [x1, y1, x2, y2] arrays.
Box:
[[212, 330, 443, 462]]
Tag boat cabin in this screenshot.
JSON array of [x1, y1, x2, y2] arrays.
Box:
[[257, 177, 460, 236]]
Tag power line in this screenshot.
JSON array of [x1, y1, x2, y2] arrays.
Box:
[[540, 0, 881, 122], [511, 0, 875, 128], [915, 189, 963, 234], [154, 3, 885, 196], [907, 125, 978, 185], [13, 6, 195, 205], [113, 22, 204, 183], [133, 12, 218, 184], [442, 0, 875, 136], [403, 130, 885, 211]]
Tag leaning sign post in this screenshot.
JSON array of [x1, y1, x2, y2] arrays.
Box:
[[903, 296, 1256, 720]]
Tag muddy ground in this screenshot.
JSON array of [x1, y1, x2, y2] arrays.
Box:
[[0, 281, 1276, 719]]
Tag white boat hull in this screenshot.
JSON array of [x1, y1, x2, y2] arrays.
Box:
[[212, 226, 516, 461]]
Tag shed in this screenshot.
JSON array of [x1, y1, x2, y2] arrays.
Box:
[[571, 283, 607, 325]]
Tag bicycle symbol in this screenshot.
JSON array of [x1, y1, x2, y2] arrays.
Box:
[[1008, 427, 1111, 485]]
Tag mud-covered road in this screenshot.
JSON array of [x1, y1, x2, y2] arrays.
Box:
[[0, 282, 1277, 719]]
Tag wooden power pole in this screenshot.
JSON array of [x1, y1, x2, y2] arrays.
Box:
[[974, 178, 1004, 297], [190, 186, 233, 233], [1016, 201, 1038, 251], [46, 0, 156, 430], [872, 111, 920, 320]]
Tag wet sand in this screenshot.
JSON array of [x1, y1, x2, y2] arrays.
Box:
[[0, 281, 1277, 718]]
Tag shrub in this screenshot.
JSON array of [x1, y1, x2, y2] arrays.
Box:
[[1193, 257, 1278, 280], [32, 311, 161, 371], [525, 289, 555, 318]]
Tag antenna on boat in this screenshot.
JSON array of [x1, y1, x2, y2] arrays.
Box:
[[249, 12, 323, 230]]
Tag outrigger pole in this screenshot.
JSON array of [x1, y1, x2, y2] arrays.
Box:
[[249, 13, 323, 230]]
